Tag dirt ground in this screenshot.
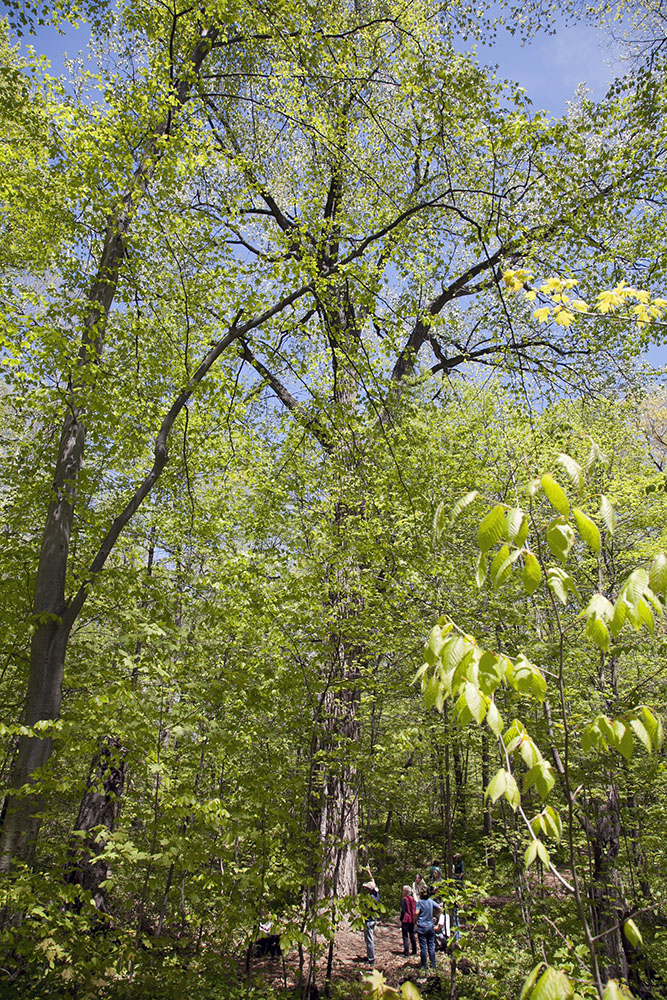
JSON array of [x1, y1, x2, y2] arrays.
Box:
[[251, 920, 452, 993]]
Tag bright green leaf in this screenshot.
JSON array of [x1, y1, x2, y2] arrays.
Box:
[[541, 474, 570, 516], [600, 495, 616, 536], [572, 508, 601, 553], [623, 919, 643, 950], [522, 552, 542, 595], [478, 505, 505, 552], [557, 453, 583, 493]]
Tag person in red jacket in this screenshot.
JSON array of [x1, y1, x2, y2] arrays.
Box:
[[400, 885, 417, 956]]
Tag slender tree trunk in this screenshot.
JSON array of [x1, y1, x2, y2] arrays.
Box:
[[588, 782, 629, 983]]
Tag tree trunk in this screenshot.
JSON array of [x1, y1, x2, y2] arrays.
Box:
[[588, 782, 629, 983], [317, 647, 361, 898], [65, 736, 125, 912]]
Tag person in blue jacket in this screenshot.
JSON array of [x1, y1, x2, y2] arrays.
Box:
[[415, 888, 440, 971]]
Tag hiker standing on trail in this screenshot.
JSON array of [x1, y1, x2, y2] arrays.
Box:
[[429, 861, 443, 888], [400, 885, 417, 957], [415, 888, 439, 972], [412, 873, 427, 899], [362, 866, 379, 968]]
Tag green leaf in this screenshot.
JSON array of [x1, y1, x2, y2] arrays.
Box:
[[464, 681, 486, 725], [478, 505, 505, 552], [490, 543, 510, 587], [525, 839, 539, 868], [543, 806, 562, 843], [609, 598, 627, 638], [623, 919, 643, 949], [585, 616, 610, 652], [521, 965, 545, 1000], [524, 760, 556, 800], [401, 983, 422, 1000], [602, 981, 632, 1000], [479, 651, 505, 695], [413, 663, 429, 686], [547, 567, 579, 605], [586, 439, 608, 470], [424, 624, 447, 665], [541, 474, 569, 517], [504, 771, 520, 811], [640, 706, 663, 750], [475, 550, 488, 587], [491, 545, 522, 589], [520, 736, 542, 769], [505, 506, 525, 542], [531, 966, 574, 1000], [629, 717, 652, 754], [450, 490, 480, 524], [649, 551, 667, 595], [536, 840, 550, 866], [546, 518, 575, 563], [622, 568, 649, 608], [582, 593, 614, 623], [424, 675, 440, 710], [485, 768, 507, 803], [455, 688, 472, 725], [514, 655, 546, 702], [582, 723, 603, 753], [600, 495, 616, 536], [597, 715, 615, 746], [557, 453, 583, 493], [441, 635, 466, 671], [637, 598, 655, 635], [522, 552, 542, 595], [613, 720, 634, 761], [486, 700, 504, 736], [572, 508, 601, 553]]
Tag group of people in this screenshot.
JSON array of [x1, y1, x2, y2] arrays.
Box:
[[362, 855, 464, 973]]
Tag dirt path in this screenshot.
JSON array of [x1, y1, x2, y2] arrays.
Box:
[[251, 921, 451, 993]]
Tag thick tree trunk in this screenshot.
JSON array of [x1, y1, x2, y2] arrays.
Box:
[[317, 645, 361, 899], [66, 736, 125, 912], [0, 620, 71, 869]]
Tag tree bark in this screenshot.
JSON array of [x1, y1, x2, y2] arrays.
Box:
[[65, 736, 125, 913]]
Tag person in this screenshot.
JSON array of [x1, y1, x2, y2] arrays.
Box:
[[429, 861, 443, 886], [453, 853, 464, 882], [400, 885, 417, 957], [434, 904, 448, 952], [362, 873, 379, 968], [415, 888, 439, 972], [412, 873, 427, 899], [256, 917, 282, 957]]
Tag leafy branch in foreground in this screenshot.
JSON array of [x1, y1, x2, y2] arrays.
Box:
[[423, 443, 665, 1000]]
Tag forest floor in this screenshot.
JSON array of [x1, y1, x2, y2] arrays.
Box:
[[249, 920, 453, 994]]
